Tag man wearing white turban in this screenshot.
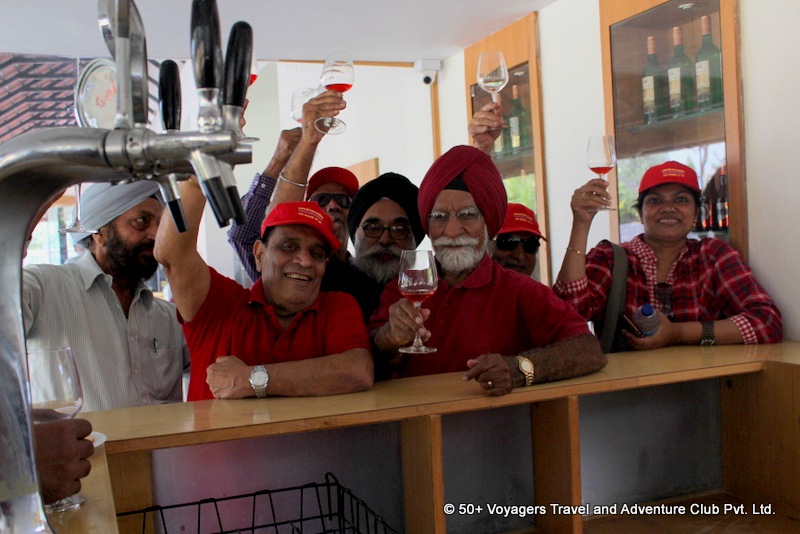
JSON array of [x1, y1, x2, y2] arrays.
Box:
[[23, 181, 189, 411]]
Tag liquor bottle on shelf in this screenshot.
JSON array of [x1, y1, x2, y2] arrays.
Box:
[[508, 84, 531, 152], [642, 35, 668, 124], [715, 164, 729, 230], [668, 26, 695, 118], [696, 194, 713, 232], [695, 15, 723, 110]]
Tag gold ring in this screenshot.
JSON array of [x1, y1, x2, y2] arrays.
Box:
[[487, 380, 493, 389]]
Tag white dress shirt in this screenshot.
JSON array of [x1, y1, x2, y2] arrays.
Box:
[[23, 253, 188, 412]]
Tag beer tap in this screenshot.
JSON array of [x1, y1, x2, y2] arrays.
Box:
[[189, 0, 236, 226], [220, 21, 253, 225], [156, 59, 189, 232]]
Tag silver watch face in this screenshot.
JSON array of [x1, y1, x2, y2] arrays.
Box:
[[519, 357, 534, 374], [250, 367, 269, 387]]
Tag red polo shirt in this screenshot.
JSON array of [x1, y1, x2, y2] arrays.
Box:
[[183, 268, 369, 400], [370, 255, 590, 377]]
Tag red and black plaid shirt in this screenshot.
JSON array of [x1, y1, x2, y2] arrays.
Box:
[[554, 234, 783, 344]]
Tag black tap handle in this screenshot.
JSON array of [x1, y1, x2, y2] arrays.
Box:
[[158, 60, 181, 132], [223, 21, 252, 107], [226, 186, 247, 225], [190, 0, 223, 90], [198, 176, 231, 227]]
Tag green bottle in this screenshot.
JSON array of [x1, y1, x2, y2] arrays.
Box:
[[642, 36, 668, 123], [508, 84, 531, 151], [695, 15, 723, 110], [668, 26, 695, 117]]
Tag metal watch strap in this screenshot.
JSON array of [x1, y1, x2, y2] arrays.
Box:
[[516, 356, 535, 387], [700, 321, 716, 346], [249, 365, 269, 398]]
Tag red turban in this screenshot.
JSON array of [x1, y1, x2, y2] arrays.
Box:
[[418, 145, 508, 237]]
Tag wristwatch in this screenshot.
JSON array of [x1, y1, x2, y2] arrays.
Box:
[[516, 356, 535, 387], [700, 321, 716, 346], [249, 365, 269, 398]]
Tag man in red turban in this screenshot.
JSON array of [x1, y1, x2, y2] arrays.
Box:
[[370, 146, 606, 396]]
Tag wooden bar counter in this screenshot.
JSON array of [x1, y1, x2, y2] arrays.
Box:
[[73, 342, 800, 533]]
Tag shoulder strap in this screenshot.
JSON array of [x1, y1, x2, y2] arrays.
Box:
[[599, 242, 628, 353]]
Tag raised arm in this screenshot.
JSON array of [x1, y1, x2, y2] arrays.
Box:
[[154, 177, 210, 322], [227, 128, 302, 282], [468, 101, 504, 155], [264, 90, 345, 216]]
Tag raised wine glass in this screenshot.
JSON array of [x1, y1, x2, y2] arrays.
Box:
[[239, 56, 261, 144], [397, 250, 438, 354], [314, 52, 354, 135], [59, 184, 96, 234], [586, 135, 618, 211], [27, 347, 86, 513], [477, 52, 509, 103]]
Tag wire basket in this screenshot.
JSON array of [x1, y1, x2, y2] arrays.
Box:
[[116, 472, 397, 534]]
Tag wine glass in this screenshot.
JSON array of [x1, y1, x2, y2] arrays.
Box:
[[314, 52, 354, 135], [586, 135, 617, 211], [238, 57, 261, 144], [290, 87, 320, 125], [397, 250, 438, 354], [27, 347, 86, 513], [477, 52, 509, 103], [59, 184, 96, 234]]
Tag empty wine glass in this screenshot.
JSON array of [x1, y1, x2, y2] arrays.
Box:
[[28, 347, 86, 513], [59, 184, 96, 234], [586, 135, 617, 211], [477, 52, 509, 103], [290, 87, 320, 125], [397, 250, 438, 354], [314, 52, 354, 135]]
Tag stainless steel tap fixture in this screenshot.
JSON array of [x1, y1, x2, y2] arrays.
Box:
[[0, 0, 251, 530]]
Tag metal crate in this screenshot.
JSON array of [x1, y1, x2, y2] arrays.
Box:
[[116, 472, 397, 534]]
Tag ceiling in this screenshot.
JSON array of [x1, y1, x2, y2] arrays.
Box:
[[0, 0, 557, 63]]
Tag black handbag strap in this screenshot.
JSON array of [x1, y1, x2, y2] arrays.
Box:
[[598, 242, 628, 353]]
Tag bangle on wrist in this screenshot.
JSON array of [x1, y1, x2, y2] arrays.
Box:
[[277, 172, 307, 189], [566, 246, 585, 256]]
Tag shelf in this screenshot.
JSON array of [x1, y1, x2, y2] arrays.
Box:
[[615, 106, 725, 159]]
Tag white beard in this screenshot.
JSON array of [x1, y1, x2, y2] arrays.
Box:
[[433, 226, 488, 276], [352, 239, 407, 285]]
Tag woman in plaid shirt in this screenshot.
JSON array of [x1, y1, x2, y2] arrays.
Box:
[[554, 161, 782, 349]]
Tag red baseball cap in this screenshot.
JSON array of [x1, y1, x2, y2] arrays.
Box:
[[260, 201, 341, 255], [498, 203, 547, 241], [306, 167, 360, 199], [638, 161, 701, 194]]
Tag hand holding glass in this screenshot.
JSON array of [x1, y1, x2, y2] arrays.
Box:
[[314, 52, 354, 135], [398, 250, 438, 354], [290, 87, 320, 125], [477, 52, 509, 103], [586, 135, 617, 211], [28, 347, 86, 513]]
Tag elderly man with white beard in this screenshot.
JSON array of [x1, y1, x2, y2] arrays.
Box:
[[369, 146, 607, 396]]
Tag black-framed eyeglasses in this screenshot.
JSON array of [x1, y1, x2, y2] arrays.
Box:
[[360, 222, 412, 240], [427, 207, 482, 227], [655, 282, 674, 319], [495, 234, 540, 254], [309, 193, 353, 209]]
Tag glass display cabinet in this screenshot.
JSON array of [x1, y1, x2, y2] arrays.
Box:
[[464, 13, 550, 281], [600, 0, 746, 257]]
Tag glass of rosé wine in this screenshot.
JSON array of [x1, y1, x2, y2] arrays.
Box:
[[314, 52, 354, 135], [397, 250, 438, 354], [586, 134, 617, 211]]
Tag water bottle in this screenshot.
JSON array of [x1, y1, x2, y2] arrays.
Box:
[[633, 303, 660, 337]]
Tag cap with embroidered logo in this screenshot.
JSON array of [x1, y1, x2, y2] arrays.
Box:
[[260, 201, 340, 255], [638, 161, 701, 194], [498, 203, 547, 241]]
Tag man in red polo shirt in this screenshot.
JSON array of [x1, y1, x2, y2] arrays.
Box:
[[370, 146, 606, 396], [155, 178, 372, 401]]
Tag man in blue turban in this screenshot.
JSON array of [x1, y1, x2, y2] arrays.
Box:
[[23, 180, 188, 411]]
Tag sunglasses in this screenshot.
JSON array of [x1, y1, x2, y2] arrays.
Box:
[[495, 235, 540, 254], [655, 282, 674, 319], [309, 193, 352, 209], [360, 222, 411, 240]]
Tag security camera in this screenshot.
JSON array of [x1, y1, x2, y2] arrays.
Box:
[[414, 59, 442, 86], [421, 70, 437, 85]]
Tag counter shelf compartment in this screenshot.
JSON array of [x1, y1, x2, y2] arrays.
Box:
[[115, 472, 397, 534]]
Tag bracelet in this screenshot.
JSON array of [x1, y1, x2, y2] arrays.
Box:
[[566, 246, 585, 256], [277, 172, 307, 189]]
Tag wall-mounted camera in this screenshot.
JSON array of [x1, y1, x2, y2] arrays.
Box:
[[414, 59, 442, 85]]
